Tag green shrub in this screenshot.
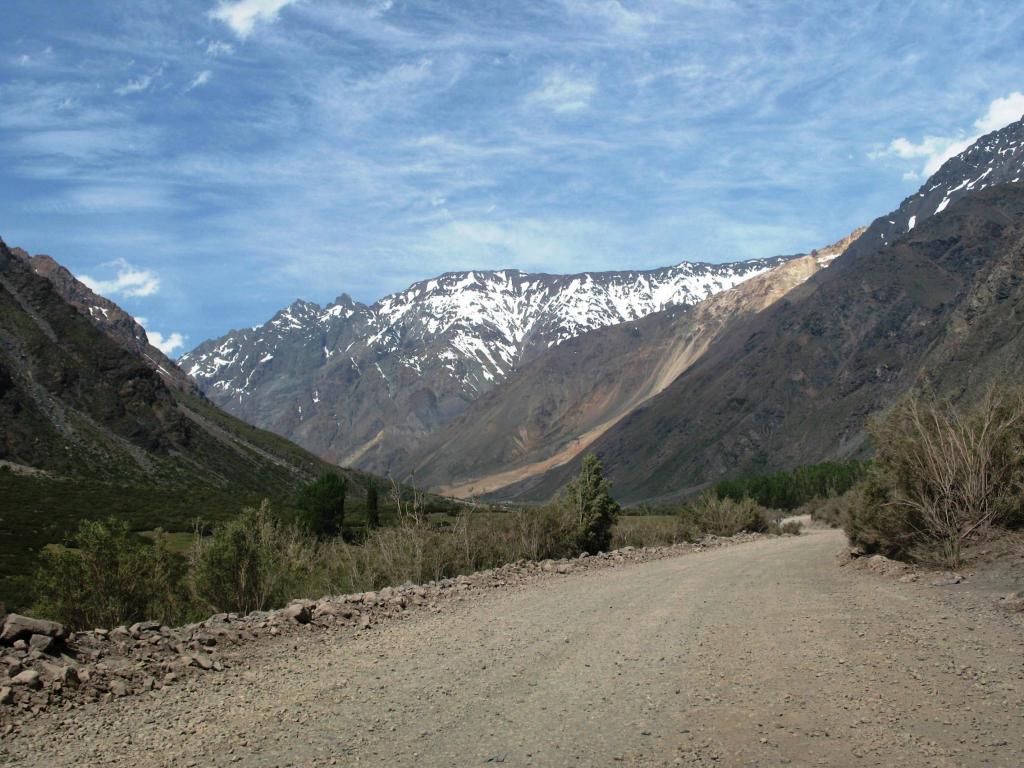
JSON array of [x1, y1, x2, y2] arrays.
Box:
[[802, 491, 855, 528], [778, 520, 803, 535], [32, 518, 188, 630], [611, 515, 697, 548], [296, 473, 347, 538], [365, 485, 380, 530], [189, 501, 321, 615]]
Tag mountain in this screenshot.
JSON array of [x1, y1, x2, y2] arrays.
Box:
[[181, 255, 794, 474], [499, 117, 1024, 503], [0, 239, 374, 607], [10, 248, 195, 392], [405, 229, 865, 497]]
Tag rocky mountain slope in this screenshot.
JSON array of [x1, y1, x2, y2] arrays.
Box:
[[11, 249, 194, 392], [506, 177, 1024, 501], [406, 229, 865, 497], [851, 116, 1024, 255], [181, 255, 794, 474], [0, 239, 374, 607]]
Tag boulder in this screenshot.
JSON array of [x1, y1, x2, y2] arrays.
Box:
[[0, 686, 11, 705], [1, 614, 67, 644], [11, 669, 40, 689], [282, 603, 312, 624], [28, 634, 55, 654], [186, 653, 213, 671]]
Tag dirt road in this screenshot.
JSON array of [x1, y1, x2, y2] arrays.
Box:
[[6, 528, 1023, 767]]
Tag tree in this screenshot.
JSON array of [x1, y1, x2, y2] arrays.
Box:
[[565, 454, 621, 554], [297, 473, 348, 538], [365, 484, 380, 530]]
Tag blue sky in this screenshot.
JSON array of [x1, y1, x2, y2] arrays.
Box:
[[2, 1, 1023, 354]]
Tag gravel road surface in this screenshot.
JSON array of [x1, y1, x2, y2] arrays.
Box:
[[5, 528, 1023, 767]]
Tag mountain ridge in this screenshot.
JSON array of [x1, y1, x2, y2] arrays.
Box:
[[180, 252, 799, 474]]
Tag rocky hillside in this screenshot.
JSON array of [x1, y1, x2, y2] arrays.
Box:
[[849, 116, 1024, 256], [10, 249, 195, 392], [406, 229, 865, 497], [181, 255, 794, 474], [510, 182, 1024, 502], [0, 240, 375, 608]]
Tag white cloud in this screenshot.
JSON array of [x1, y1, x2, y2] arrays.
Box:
[[185, 70, 213, 92], [147, 330, 186, 355], [525, 69, 596, 113], [115, 74, 154, 96], [209, 0, 298, 39], [880, 91, 1024, 179], [80, 259, 161, 299], [974, 91, 1024, 134], [205, 40, 236, 57]]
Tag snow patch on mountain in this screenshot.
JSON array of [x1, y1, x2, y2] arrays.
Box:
[[180, 256, 791, 402]]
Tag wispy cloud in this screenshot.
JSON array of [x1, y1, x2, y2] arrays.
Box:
[[80, 259, 161, 298], [185, 70, 212, 92], [209, 0, 298, 39], [4, 0, 1024, 347], [115, 66, 163, 96], [877, 92, 1024, 178], [147, 330, 186, 355], [525, 69, 596, 113], [205, 40, 235, 57]]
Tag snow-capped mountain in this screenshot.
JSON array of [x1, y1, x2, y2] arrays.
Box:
[[180, 256, 792, 473], [854, 116, 1024, 253]]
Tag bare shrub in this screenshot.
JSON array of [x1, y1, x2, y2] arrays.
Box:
[[853, 385, 1024, 567], [693, 493, 772, 536]]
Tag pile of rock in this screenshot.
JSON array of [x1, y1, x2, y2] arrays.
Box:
[[1, 532, 764, 722]]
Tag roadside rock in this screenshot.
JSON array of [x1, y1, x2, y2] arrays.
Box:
[[282, 603, 312, 624], [10, 670, 40, 689], [1, 615, 66, 644]]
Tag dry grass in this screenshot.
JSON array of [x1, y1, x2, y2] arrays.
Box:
[[611, 515, 697, 549]]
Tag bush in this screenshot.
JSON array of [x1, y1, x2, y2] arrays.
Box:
[[846, 386, 1024, 567], [692, 493, 772, 536], [32, 518, 188, 630], [778, 520, 803, 535], [802, 491, 855, 528], [296, 473, 347, 538], [189, 501, 321, 615], [365, 485, 380, 530]]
